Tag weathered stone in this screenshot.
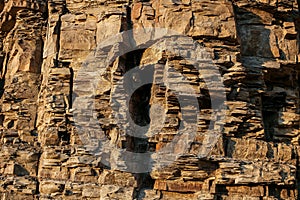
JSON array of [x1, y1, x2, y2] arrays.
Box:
[[0, 0, 299, 199]]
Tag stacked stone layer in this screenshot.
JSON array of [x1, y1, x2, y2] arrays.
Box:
[[0, 0, 299, 199]]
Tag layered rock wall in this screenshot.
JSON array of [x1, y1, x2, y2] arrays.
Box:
[[0, 0, 299, 199]]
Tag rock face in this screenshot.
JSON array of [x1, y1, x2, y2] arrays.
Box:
[[0, 0, 299, 199]]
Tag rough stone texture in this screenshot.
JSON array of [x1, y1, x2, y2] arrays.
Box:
[[0, 0, 299, 199]]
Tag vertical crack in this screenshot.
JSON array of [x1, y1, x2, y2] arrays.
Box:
[[69, 67, 73, 109], [53, 1, 68, 67], [120, 1, 156, 190]]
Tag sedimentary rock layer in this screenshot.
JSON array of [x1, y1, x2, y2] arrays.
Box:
[[0, 0, 299, 199]]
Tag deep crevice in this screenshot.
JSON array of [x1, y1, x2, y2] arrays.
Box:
[[69, 67, 73, 109], [262, 91, 287, 142], [129, 83, 152, 127], [0, 1, 4, 13], [121, 44, 155, 194], [53, 3, 69, 67]]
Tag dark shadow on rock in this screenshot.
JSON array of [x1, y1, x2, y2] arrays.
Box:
[[233, 5, 288, 141], [223, 137, 236, 158], [231, 3, 299, 199], [14, 164, 30, 176]]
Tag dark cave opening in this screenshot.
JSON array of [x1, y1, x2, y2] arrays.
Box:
[[129, 83, 152, 127]]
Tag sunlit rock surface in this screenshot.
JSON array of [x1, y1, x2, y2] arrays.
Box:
[[0, 0, 299, 199]]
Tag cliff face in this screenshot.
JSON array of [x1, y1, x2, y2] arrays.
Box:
[[0, 0, 299, 199]]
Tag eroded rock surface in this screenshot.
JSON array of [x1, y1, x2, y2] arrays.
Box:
[[0, 0, 299, 199]]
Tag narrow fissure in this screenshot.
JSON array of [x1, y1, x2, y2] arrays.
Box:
[[35, 151, 42, 195], [122, 48, 155, 195], [262, 91, 287, 142], [0, 0, 4, 13], [123, 50, 151, 150], [33, 7, 49, 136], [69, 67, 74, 109], [0, 14, 16, 99], [35, 0, 68, 197], [53, 3, 69, 67]]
